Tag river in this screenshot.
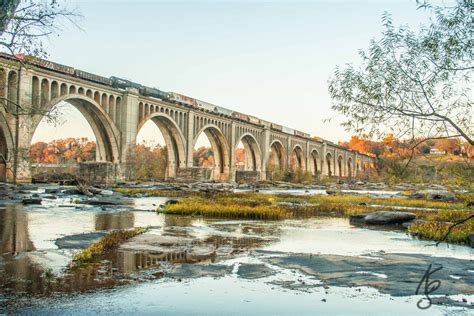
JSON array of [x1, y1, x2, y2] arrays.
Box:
[[0, 187, 472, 315]]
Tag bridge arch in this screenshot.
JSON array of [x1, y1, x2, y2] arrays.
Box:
[[235, 132, 262, 172], [0, 112, 14, 181], [309, 149, 321, 177], [347, 157, 353, 178], [337, 155, 344, 177], [290, 144, 305, 171], [269, 139, 287, 172], [325, 152, 333, 176], [194, 124, 230, 181], [31, 94, 121, 163], [137, 112, 187, 178]]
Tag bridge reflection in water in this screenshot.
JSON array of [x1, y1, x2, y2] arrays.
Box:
[[0, 205, 274, 299]]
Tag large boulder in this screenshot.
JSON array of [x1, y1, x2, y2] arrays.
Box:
[[410, 190, 456, 201], [363, 211, 416, 225]]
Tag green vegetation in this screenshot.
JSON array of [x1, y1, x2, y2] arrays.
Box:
[[72, 227, 148, 266]]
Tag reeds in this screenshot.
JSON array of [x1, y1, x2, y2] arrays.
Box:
[[72, 227, 148, 266]]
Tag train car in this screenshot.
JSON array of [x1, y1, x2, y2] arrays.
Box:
[[110, 76, 142, 90], [196, 99, 216, 112], [232, 111, 249, 121], [74, 69, 112, 86], [139, 86, 171, 100], [294, 130, 305, 138], [15, 54, 75, 75], [271, 123, 283, 131], [170, 92, 198, 108], [282, 126, 295, 135], [248, 115, 260, 125], [260, 120, 272, 128], [214, 106, 233, 117]]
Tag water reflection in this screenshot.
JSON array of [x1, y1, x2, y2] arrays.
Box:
[[0, 206, 34, 254], [95, 212, 135, 231]]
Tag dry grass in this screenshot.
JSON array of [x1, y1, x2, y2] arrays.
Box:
[[158, 191, 473, 245], [72, 227, 148, 266]]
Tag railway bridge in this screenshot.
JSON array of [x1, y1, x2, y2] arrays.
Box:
[[0, 54, 375, 183]]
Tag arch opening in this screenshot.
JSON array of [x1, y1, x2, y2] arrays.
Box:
[[309, 150, 320, 178], [267, 140, 287, 180], [135, 113, 186, 180], [337, 155, 343, 177], [193, 125, 230, 181], [347, 158, 353, 179], [234, 134, 262, 183], [290, 145, 305, 172], [325, 153, 332, 177]]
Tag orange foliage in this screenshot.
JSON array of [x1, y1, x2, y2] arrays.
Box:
[[30, 138, 96, 164]]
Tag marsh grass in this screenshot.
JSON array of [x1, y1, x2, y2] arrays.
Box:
[[159, 191, 473, 244], [409, 221, 474, 244], [72, 227, 149, 266]]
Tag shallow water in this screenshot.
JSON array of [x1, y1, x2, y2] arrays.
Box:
[[0, 189, 472, 314]]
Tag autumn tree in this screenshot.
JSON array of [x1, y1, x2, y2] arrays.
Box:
[[329, 1, 473, 146], [1, 0, 79, 57]]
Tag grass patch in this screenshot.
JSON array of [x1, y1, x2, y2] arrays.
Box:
[[72, 227, 148, 266], [409, 220, 474, 244], [159, 191, 473, 245]]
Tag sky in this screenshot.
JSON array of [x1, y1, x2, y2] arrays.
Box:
[[32, 0, 435, 145]]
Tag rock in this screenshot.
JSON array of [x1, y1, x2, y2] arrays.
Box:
[[363, 211, 416, 225], [43, 195, 57, 200], [62, 189, 83, 195], [99, 190, 114, 196], [349, 214, 367, 224], [45, 188, 60, 194], [468, 233, 474, 248], [55, 232, 107, 249], [426, 190, 456, 201], [410, 192, 425, 199], [326, 190, 337, 195], [355, 181, 365, 185], [22, 198, 42, 205], [81, 199, 121, 206], [402, 219, 426, 228], [410, 190, 456, 201]]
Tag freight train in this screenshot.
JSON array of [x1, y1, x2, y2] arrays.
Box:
[[8, 53, 313, 140]]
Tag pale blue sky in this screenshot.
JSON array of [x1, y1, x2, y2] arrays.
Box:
[[33, 0, 436, 145]]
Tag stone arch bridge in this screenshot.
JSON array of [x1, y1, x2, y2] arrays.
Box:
[[0, 54, 375, 182]]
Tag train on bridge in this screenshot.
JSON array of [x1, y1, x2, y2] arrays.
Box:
[[11, 53, 312, 140]]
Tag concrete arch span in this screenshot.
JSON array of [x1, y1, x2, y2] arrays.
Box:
[[236, 133, 262, 172], [309, 149, 321, 177], [290, 144, 305, 172], [30, 94, 121, 163], [268, 139, 287, 172], [194, 124, 230, 181], [137, 112, 187, 179]]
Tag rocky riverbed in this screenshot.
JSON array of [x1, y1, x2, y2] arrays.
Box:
[[0, 182, 472, 314]]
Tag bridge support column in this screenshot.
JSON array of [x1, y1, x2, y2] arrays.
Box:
[[118, 90, 140, 180], [13, 69, 35, 183], [229, 122, 236, 182], [321, 143, 327, 178], [260, 127, 270, 181], [186, 112, 195, 169]]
